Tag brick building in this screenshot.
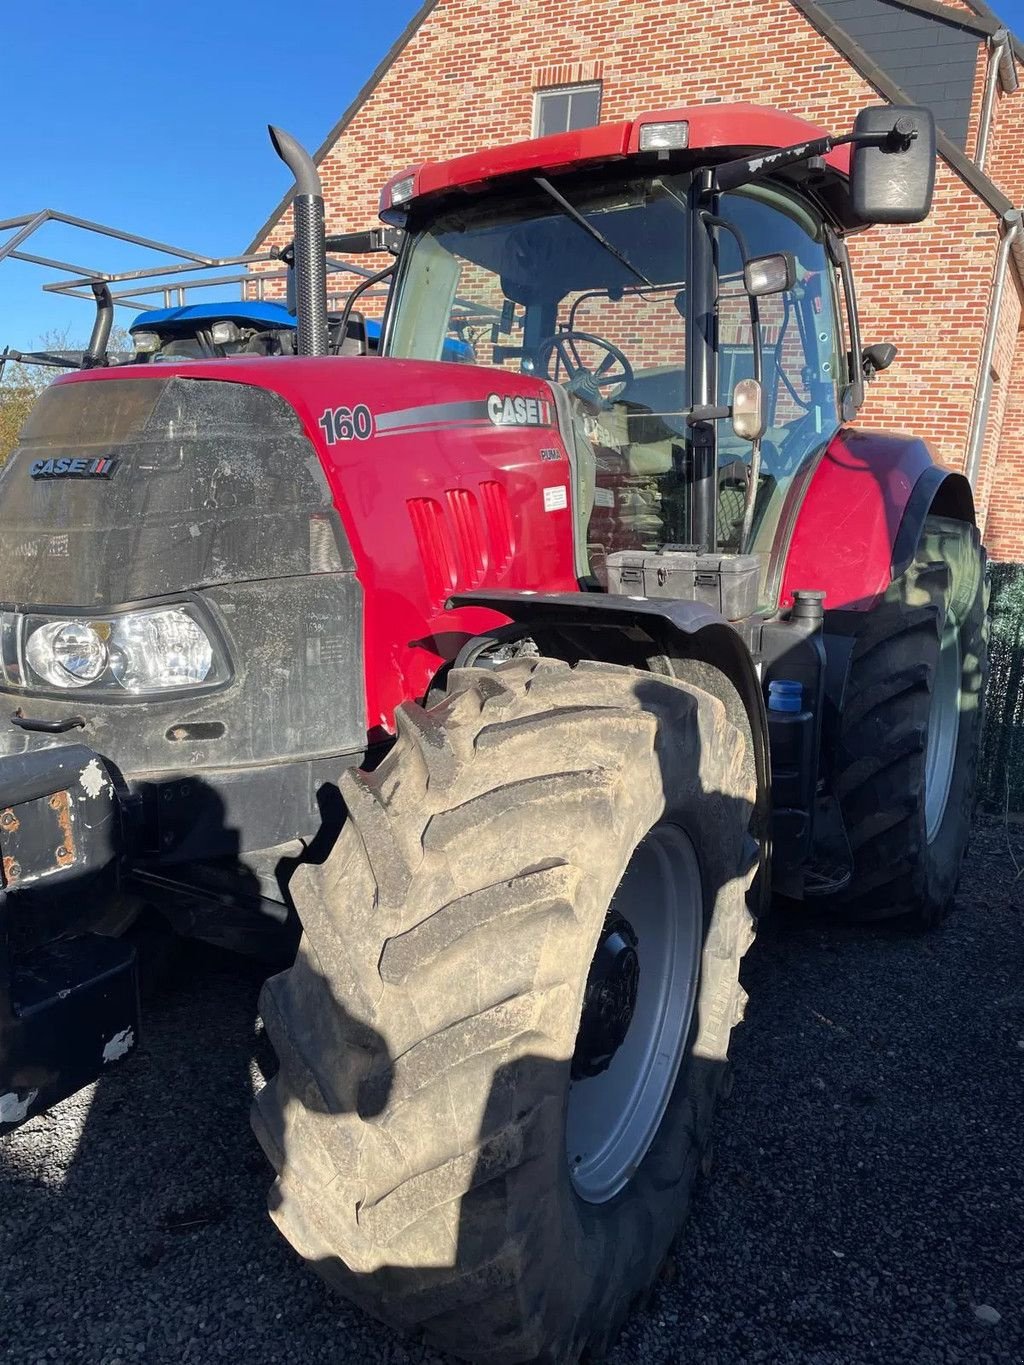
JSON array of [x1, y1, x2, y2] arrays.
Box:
[[248, 0, 1024, 560]]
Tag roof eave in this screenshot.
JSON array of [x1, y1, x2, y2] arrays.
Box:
[[956, 0, 1024, 65], [790, 0, 1014, 217]]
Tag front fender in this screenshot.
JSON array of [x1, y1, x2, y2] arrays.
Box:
[[447, 589, 770, 874], [779, 428, 975, 612]]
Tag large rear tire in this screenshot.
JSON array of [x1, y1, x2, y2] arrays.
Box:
[[252, 658, 757, 1363], [827, 515, 988, 924]]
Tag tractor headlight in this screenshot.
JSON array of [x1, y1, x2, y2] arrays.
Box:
[[107, 608, 213, 692], [638, 121, 690, 151], [5, 605, 226, 695], [210, 321, 241, 346], [26, 621, 108, 688], [131, 331, 161, 355], [390, 175, 415, 205]]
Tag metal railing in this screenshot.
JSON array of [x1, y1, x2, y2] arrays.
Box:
[[0, 209, 384, 313]]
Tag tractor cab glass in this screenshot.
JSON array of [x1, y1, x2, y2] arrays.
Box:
[[385, 169, 843, 605], [387, 173, 693, 562], [714, 189, 842, 568]]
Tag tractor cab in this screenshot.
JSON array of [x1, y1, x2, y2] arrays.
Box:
[[377, 105, 928, 608]]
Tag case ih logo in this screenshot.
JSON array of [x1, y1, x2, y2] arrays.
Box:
[[30, 456, 118, 480], [487, 394, 553, 427]]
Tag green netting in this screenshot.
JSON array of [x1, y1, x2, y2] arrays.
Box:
[[979, 561, 1024, 813]]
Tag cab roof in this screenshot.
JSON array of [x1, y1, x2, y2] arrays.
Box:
[[380, 104, 854, 217]]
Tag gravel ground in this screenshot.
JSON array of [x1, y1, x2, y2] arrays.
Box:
[[2, 814, 1022, 1365]]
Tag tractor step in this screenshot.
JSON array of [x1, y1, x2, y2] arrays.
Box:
[[1, 934, 139, 1130]]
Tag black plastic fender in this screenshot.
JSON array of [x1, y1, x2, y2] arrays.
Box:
[[448, 589, 771, 908], [891, 467, 975, 579]]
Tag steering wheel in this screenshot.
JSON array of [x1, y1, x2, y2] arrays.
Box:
[[532, 330, 634, 405]]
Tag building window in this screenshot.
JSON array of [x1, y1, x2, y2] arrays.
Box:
[[534, 83, 602, 137]]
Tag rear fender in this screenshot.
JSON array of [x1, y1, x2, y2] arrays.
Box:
[[779, 428, 975, 613]]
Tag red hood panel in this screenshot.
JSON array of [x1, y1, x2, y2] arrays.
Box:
[[59, 359, 578, 735]]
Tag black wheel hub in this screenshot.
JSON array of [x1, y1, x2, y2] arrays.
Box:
[[571, 913, 640, 1080]]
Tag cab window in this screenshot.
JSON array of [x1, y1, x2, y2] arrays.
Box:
[[715, 189, 842, 566]]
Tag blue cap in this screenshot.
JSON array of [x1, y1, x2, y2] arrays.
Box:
[[768, 679, 803, 713]]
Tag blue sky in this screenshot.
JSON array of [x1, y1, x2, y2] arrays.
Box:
[[1, 0, 421, 349], [4, 0, 1024, 350]]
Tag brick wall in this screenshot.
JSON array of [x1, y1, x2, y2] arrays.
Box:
[[251, 0, 1024, 558], [967, 40, 1024, 557]]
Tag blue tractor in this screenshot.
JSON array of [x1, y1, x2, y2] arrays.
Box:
[[127, 299, 377, 361], [127, 299, 474, 363]]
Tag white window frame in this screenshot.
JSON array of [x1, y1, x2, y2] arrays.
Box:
[[532, 82, 602, 138]]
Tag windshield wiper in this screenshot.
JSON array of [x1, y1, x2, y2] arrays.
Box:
[[534, 177, 653, 288]]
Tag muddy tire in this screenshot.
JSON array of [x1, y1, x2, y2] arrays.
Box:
[[828, 516, 988, 925], [252, 658, 757, 1363]]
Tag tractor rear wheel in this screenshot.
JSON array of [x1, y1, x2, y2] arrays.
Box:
[[253, 658, 757, 1364], [828, 515, 987, 924]]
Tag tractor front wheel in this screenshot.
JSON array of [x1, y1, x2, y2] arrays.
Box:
[[252, 658, 757, 1363], [827, 515, 988, 924]]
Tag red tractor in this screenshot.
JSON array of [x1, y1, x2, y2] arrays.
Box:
[[0, 103, 986, 1362]]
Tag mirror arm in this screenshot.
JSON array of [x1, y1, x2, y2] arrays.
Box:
[[275, 227, 404, 263], [333, 259, 396, 355], [700, 211, 766, 550], [826, 227, 864, 419], [711, 121, 917, 195], [740, 436, 763, 552], [687, 404, 732, 424], [701, 212, 762, 389]]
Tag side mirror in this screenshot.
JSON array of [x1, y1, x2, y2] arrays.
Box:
[[862, 341, 897, 379], [850, 106, 936, 224], [732, 377, 765, 442], [331, 310, 369, 356], [743, 252, 796, 297]]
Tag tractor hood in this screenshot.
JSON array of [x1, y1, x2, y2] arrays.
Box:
[[1, 355, 570, 609], [0, 357, 580, 788]]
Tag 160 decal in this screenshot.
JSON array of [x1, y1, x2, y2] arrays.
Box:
[[318, 404, 374, 444]]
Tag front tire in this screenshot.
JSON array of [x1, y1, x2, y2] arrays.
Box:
[[253, 658, 757, 1363]]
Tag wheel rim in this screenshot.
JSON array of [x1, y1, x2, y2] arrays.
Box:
[[925, 614, 962, 843], [566, 824, 703, 1205]]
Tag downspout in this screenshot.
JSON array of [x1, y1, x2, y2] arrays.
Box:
[[964, 208, 1021, 489], [977, 29, 1017, 173]]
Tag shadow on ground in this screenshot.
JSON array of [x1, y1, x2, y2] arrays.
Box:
[[1, 816, 1022, 1365]]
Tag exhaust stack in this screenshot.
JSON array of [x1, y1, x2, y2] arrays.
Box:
[[269, 125, 329, 357], [83, 281, 113, 368]]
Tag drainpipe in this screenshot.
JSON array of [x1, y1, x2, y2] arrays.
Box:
[[964, 208, 1021, 489], [977, 29, 1017, 173]]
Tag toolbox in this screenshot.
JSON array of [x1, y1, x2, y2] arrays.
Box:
[[606, 547, 761, 620]]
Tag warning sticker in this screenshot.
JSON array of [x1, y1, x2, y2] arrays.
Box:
[[543, 485, 568, 512]]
